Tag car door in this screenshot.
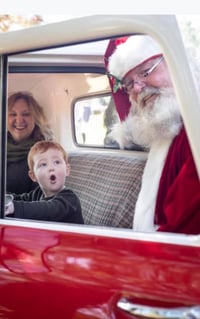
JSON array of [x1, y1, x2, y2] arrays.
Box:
[[0, 14, 200, 319], [0, 222, 199, 319]]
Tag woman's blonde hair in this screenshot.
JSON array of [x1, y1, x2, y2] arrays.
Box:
[[8, 91, 54, 140]]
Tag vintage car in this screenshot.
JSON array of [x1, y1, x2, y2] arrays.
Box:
[[0, 15, 200, 319]]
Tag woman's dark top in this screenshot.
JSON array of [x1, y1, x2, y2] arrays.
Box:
[[6, 131, 42, 194], [10, 186, 84, 224], [7, 158, 38, 194]]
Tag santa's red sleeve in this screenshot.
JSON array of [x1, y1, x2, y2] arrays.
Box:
[[156, 131, 200, 234], [158, 155, 200, 234]]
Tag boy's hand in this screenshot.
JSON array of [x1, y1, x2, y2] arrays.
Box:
[[5, 201, 14, 216]]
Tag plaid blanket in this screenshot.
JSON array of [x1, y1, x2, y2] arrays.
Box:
[[66, 153, 146, 228]]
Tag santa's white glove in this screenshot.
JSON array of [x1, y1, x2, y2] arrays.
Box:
[[5, 201, 14, 216]]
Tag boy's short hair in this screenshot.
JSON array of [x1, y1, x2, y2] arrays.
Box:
[[28, 140, 68, 171]]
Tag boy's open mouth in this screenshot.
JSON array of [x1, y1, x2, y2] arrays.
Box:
[[50, 174, 56, 181]]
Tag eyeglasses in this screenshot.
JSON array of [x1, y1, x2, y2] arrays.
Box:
[[122, 55, 164, 93]]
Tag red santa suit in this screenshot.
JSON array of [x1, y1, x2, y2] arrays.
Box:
[[105, 36, 200, 235], [155, 127, 200, 234]]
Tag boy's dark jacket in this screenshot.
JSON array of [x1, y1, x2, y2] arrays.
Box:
[[10, 186, 84, 224]]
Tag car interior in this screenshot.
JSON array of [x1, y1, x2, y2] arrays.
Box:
[[7, 38, 149, 228]]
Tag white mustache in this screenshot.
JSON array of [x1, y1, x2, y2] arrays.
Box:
[[137, 87, 161, 109]]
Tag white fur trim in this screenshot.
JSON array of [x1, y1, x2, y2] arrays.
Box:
[[133, 138, 173, 232], [108, 35, 162, 80]]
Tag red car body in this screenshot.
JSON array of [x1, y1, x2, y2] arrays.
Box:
[[0, 222, 200, 319]]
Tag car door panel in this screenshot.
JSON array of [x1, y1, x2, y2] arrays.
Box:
[[0, 223, 199, 319]]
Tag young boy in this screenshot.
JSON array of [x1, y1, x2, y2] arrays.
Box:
[[5, 140, 84, 224]]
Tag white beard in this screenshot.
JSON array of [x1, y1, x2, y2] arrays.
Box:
[[109, 87, 183, 231], [109, 87, 182, 149]]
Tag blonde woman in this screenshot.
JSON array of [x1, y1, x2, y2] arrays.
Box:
[[7, 91, 54, 194]]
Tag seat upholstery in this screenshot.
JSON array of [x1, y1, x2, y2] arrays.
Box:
[[66, 153, 146, 228]]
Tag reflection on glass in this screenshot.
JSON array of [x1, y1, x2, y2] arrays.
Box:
[[74, 95, 119, 147]]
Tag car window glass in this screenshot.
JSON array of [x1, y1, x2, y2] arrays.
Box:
[[4, 27, 200, 238]]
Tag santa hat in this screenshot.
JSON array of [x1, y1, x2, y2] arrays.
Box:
[[104, 36, 162, 121], [108, 35, 162, 80]]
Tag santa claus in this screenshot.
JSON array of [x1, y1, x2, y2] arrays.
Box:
[[105, 35, 200, 234]]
